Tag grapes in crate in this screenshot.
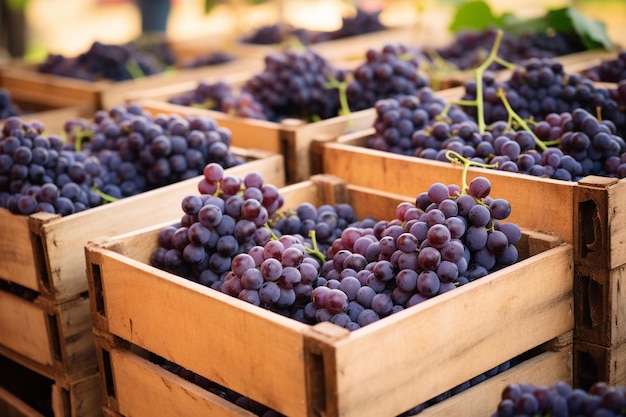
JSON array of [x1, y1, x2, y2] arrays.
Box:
[[582, 50, 626, 83], [242, 48, 348, 122], [491, 381, 626, 417], [0, 103, 244, 216], [0, 89, 21, 120]]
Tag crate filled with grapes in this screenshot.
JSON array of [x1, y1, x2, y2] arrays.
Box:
[[0, 103, 285, 393], [0, 352, 102, 417], [0, 38, 263, 111], [84, 164, 573, 417]]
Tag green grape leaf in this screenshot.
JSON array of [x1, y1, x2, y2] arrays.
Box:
[[204, 0, 221, 14], [448, 0, 505, 32], [546, 7, 613, 50]]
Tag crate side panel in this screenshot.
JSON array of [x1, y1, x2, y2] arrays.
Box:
[[574, 264, 626, 346], [94, 249, 309, 417], [321, 142, 576, 243], [574, 339, 626, 389], [420, 348, 572, 417], [308, 244, 574, 417], [110, 347, 256, 417], [0, 210, 40, 289], [57, 296, 98, 376], [51, 373, 102, 417], [575, 176, 626, 269], [0, 291, 54, 367]]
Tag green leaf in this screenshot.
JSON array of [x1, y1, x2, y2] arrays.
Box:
[[547, 7, 613, 50], [204, 0, 221, 14], [448, 0, 505, 32]]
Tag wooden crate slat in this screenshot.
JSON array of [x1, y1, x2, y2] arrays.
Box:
[[0, 211, 41, 289], [0, 386, 46, 417], [0, 291, 53, 367], [108, 344, 258, 417], [574, 339, 626, 389], [0, 291, 97, 378]]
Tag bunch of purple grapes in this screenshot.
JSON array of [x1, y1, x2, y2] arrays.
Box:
[[491, 381, 626, 417], [429, 28, 585, 71], [346, 44, 430, 112], [461, 57, 623, 136], [242, 48, 347, 121], [168, 80, 268, 120], [150, 163, 285, 285], [66, 103, 245, 195], [582, 50, 626, 83], [327, 7, 386, 40], [0, 116, 110, 215], [0, 89, 20, 120], [366, 90, 470, 156], [302, 176, 520, 330], [37, 41, 167, 81]]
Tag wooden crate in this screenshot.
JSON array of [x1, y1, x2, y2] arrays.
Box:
[[0, 57, 262, 110], [0, 288, 96, 379], [0, 353, 102, 417], [574, 339, 626, 390], [84, 175, 573, 417], [0, 149, 284, 302], [92, 329, 571, 417]]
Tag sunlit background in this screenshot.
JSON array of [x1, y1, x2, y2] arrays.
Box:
[[1, 0, 625, 62]]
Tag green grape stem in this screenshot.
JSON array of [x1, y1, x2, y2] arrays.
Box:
[[91, 185, 119, 204], [445, 149, 498, 194], [325, 76, 353, 128], [495, 87, 547, 151], [305, 229, 327, 264], [125, 58, 146, 79]]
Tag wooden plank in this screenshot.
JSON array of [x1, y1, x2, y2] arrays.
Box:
[[0, 291, 53, 367], [52, 373, 102, 417], [0, 291, 97, 378], [321, 138, 577, 244], [304, 244, 573, 417], [0, 210, 42, 289], [108, 344, 258, 417], [420, 348, 572, 417]]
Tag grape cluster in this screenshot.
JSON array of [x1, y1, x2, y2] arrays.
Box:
[[429, 28, 585, 71], [241, 7, 385, 45], [168, 80, 268, 120], [65, 103, 245, 195], [150, 163, 285, 285], [303, 177, 520, 330], [491, 381, 626, 417], [37, 41, 167, 81], [346, 44, 430, 112], [0, 116, 110, 215], [461, 58, 622, 136], [0, 89, 20, 119], [366, 90, 470, 156], [242, 48, 347, 121], [582, 50, 626, 83]]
